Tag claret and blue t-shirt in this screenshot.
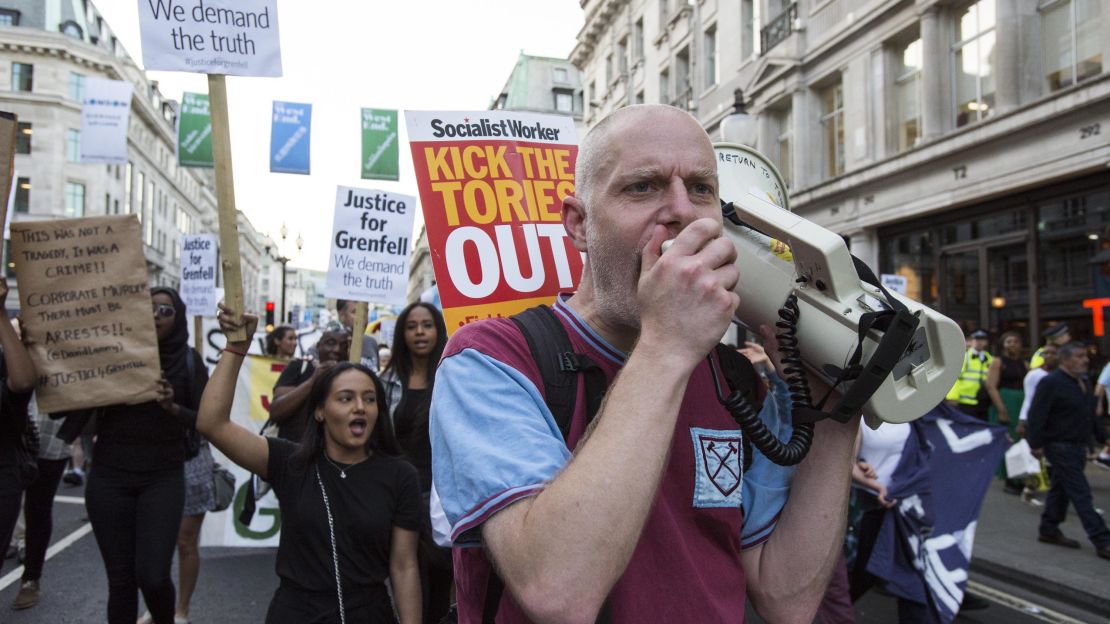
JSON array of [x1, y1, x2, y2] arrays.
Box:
[[430, 294, 796, 622]]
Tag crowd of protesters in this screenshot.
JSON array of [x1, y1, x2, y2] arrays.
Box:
[[2, 106, 1109, 624]]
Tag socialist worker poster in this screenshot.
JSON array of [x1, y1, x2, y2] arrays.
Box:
[[405, 111, 581, 334]]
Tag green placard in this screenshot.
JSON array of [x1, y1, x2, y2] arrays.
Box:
[[360, 108, 398, 181], [178, 92, 213, 168]]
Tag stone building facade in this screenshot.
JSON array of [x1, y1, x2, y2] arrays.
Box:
[[574, 0, 1110, 349], [1, 0, 271, 314]]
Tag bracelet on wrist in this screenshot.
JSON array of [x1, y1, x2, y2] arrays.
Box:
[[223, 347, 248, 357]]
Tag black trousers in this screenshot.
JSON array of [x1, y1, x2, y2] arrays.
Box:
[[86, 463, 184, 624], [22, 457, 68, 581], [0, 461, 25, 577]]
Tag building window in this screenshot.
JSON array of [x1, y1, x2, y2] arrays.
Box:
[[553, 66, 569, 84], [64, 182, 85, 217], [742, 0, 761, 58], [554, 90, 574, 113], [587, 80, 596, 116], [675, 46, 690, 105], [660, 67, 670, 103], [819, 81, 845, 178], [69, 72, 85, 101], [60, 20, 83, 39], [104, 193, 111, 215], [0, 10, 18, 26], [953, 0, 996, 128], [1041, 0, 1103, 92], [633, 18, 644, 62], [125, 162, 133, 214], [704, 24, 718, 88], [11, 63, 32, 92], [618, 36, 628, 75], [14, 178, 30, 213], [776, 105, 793, 188], [136, 172, 145, 221], [146, 181, 155, 245], [15, 122, 30, 154], [66, 129, 81, 162], [894, 38, 923, 152], [635, 89, 645, 104]]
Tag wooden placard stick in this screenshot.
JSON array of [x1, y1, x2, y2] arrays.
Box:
[[0, 112, 18, 259], [349, 302, 369, 365], [207, 74, 246, 342], [194, 316, 204, 353]]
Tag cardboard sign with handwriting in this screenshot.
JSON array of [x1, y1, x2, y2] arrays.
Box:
[[11, 215, 161, 412]]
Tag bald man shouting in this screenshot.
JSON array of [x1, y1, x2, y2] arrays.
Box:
[[430, 105, 858, 623]]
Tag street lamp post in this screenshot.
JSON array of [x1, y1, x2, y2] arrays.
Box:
[[265, 223, 303, 326]]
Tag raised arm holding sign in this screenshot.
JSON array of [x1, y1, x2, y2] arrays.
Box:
[[137, 0, 284, 341]]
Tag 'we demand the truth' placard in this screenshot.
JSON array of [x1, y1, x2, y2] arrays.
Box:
[[138, 0, 282, 77]]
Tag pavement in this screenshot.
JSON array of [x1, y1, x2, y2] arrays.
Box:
[[970, 460, 1110, 618]]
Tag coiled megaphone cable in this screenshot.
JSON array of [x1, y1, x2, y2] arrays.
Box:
[[709, 292, 816, 467]]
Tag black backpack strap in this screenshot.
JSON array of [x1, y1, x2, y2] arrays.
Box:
[[510, 305, 612, 440], [482, 305, 611, 623]]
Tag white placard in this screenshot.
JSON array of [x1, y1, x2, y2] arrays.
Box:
[[880, 273, 908, 295], [379, 317, 396, 350], [137, 0, 283, 77], [325, 187, 416, 307], [180, 234, 218, 316], [80, 79, 133, 164]]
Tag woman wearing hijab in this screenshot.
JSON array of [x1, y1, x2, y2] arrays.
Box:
[[84, 287, 208, 624]]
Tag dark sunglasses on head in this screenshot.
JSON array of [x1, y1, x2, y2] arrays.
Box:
[[153, 303, 176, 318]]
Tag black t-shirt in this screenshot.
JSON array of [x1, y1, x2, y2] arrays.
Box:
[[265, 437, 422, 593], [0, 358, 34, 470], [393, 387, 432, 492], [273, 359, 315, 443]]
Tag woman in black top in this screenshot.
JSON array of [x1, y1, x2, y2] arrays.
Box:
[[199, 305, 421, 624], [0, 276, 38, 577], [266, 324, 298, 360], [84, 287, 208, 624], [986, 330, 1029, 492], [380, 302, 450, 624]]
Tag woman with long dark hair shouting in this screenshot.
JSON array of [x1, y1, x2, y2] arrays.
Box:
[[83, 287, 207, 624], [199, 305, 421, 624], [380, 302, 451, 623]]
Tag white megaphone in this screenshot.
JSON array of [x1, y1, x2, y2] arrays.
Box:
[[714, 142, 965, 430]]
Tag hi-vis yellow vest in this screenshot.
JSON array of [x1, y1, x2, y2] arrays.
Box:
[[1029, 347, 1046, 370], [946, 349, 992, 405]]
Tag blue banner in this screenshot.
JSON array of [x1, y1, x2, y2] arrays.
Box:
[[269, 101, 311, 175], [866, 404, 1007, 623]]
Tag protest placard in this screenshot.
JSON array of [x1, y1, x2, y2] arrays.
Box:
[[0, 113, 16, 256], [361, 108, 399, 181], [325, 187, 415, 308], [881, 273, 908, 296], [178, 92, 214, 167], [137, 0, 282, 77], [80, 78, 133, 164], [270, 101, 311, 175], [405, 110, 582, 333], [180, 233, 218, 316], [11, 215, 160, 413], [201, 354, 284, 547]]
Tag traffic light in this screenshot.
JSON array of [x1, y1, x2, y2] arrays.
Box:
[[265, 301, 275, 331]]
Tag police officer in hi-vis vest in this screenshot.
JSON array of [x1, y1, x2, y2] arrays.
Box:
[[947, 329, 993, 419], [1030, 323, 1071, 370]]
